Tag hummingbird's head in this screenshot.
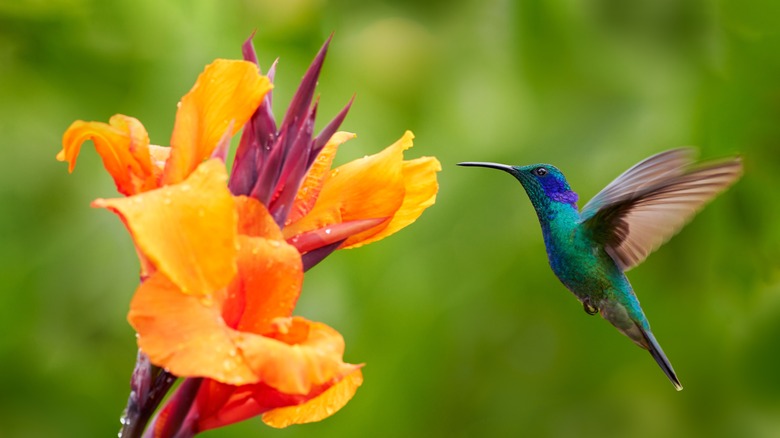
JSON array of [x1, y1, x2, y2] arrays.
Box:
[[457, 161, 579, 210]]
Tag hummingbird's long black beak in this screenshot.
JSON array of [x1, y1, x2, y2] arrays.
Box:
[[457, 162, 516, 174]]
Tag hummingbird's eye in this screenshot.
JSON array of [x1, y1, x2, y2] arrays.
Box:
[[533, 167, 548, 177]]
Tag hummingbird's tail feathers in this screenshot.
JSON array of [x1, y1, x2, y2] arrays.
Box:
[[638, 325, 683, 391]]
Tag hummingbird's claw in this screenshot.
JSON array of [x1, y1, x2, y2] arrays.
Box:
[[582, 298, 599, 315]]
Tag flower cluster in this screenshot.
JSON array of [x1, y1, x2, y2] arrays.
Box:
[[58, 36, 440, 436]]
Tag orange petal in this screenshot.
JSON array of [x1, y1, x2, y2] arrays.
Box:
[[262, 368, 363, 428], [130, 229, 304, 384], [129, 272, 258, 383], [286, 131, 356, 225], [195, 365, 361, 432], [131, 269, 353, 390], [343, 155, 441, 248], [234, 196, 284, 240], [234, 317, 357, 394], [222, 235, 302, 334], [163, 59, 272, 185], [95, 159, 237, 295], [59, 115, 159, 196], [283, 131, 413, 242]]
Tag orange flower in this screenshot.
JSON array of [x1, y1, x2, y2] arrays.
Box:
[[100, 162, 362, 432], [59, 35, 440, 436]]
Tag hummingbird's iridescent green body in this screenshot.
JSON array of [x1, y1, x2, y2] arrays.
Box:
[[459, 150, 743, 390]]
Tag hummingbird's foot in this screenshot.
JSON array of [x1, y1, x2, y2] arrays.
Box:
[[582, 298, 599, 315]]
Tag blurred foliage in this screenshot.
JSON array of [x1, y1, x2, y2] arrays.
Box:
[[1, 0, 779, 436]]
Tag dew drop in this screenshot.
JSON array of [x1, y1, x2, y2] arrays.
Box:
[[324, 228, 332, 235]]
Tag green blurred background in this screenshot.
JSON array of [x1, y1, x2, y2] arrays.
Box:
[[2, 0, 779, 436]]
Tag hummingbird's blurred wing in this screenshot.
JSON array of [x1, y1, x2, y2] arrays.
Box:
[[581, 149, 743, 271]]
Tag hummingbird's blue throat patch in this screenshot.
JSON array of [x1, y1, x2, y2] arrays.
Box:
[[550, 190, 579, 207], [539, 175, 579, 207]]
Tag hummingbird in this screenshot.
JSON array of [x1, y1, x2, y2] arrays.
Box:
[[458, 149, 743, 390]]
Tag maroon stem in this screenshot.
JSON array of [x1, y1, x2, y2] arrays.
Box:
[[119, 351, 177, 438], [143, 378, 203, 438]]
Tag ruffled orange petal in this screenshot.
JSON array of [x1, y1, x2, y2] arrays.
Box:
[[343, 155, 441, 248], [286, 131, 356, 225], [234, 317, 357, 394], [59, 115, 159, 196], [283, 131, 413, 242], [221, 234, 302, 334], [94, 159, 237, 295], [129, 272, 255, 382], [163, 59, 272, 185], [131, 269, 351, 388], [195, 365, 361, 432], [262, 368, 364, 428], [129, 229, 348, 392]]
